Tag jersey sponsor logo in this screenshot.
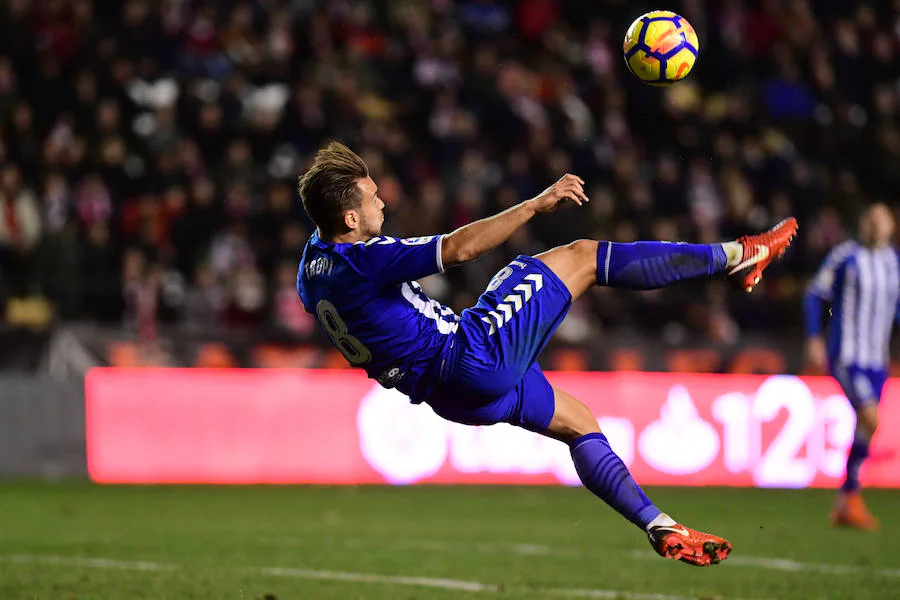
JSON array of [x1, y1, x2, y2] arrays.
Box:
[[482, 273, 543, 335]]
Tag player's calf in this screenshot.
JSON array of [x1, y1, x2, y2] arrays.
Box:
[[831, 404, 880, 530], [856, 404, 879, 439], [545, 388, 731, 566]]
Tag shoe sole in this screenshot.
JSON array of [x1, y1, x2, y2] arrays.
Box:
[[660, 539, 732, 567]]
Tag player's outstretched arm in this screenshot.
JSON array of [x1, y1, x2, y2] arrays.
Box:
[[441, 174, 588, 268]]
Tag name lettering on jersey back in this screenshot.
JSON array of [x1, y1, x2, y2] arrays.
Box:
[[305, 256, 334, 279]]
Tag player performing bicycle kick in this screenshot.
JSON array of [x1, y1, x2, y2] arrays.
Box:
[[297, 142, 797, 566]]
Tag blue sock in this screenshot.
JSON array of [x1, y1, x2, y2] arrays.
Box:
[[596, 242, 728, 289], [570, 432, 661, 529], [842, 437, 870, 493]]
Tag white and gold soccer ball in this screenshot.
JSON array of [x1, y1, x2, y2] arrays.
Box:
[[623, 11, 700, 86]]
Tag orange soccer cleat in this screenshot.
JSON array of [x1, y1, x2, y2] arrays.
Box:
[[648, 523, 732, 567], [830, 491, 880, 531], [728, 217, 799, 293]]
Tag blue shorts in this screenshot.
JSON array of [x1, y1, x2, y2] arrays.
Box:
[[427, 256, 572, 431], [831, 363, 887, 409]]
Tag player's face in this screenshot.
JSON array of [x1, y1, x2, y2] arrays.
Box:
[[860, 204, 895, 247], [354, 176, 385, 239]]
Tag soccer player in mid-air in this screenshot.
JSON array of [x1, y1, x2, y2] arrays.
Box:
[[804, 203, 898, 530], [297, 142, 798, 566]]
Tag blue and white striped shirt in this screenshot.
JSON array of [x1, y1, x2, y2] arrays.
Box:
[[805, 241, 900, 368]]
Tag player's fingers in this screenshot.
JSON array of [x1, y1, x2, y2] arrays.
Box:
[[564, 188, 583, 206], [554, 181, 587, 205], [556, 188, 581, 206], [566, 182, 589, 205]]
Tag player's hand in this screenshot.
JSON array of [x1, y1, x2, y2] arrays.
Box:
[[527, 174, 589, 213], [805, 336, 827, 372]]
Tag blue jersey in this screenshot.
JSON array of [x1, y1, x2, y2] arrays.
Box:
[[297, 231, 459, 401], [807, 241, 900, 369]]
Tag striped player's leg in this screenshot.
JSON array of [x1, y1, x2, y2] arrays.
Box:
[[534, 219, 798, 301], [544, 386, 731, 567], [830, 366, 884, 530]]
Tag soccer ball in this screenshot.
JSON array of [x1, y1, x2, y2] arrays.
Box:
[[623, 11, 699, 86]]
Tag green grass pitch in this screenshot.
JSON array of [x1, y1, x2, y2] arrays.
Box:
[[0, 484, 898, 599]]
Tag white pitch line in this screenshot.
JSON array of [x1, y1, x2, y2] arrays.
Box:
[[333, 536, 900, 579], [340, 537, 583, 557], [544, 588, 693, 600], [2, 554, 700, 600], [5, 554, 176, 572], [627, 551, 900, 578], [258, 565, 495, 592]]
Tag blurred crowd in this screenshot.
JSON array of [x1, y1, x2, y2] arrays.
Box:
[[0, 0, 897, 344]]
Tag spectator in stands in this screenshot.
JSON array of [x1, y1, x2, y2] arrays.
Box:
[[0, 164, 42, 295], [0, 0, 895, 347]]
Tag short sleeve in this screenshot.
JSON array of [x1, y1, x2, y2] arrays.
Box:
[[345, 235, 445, 286], [808, 242, 854, 302]]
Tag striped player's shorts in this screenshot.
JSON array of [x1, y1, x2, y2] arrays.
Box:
[[831, 362, 888, 408], [427, 256, 572, 432]]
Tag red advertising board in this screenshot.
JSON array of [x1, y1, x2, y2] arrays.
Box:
[[85, 369, 900, 488]]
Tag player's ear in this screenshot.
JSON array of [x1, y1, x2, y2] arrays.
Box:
[[343, 209, 359, 231]]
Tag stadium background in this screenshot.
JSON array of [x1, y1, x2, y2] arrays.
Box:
[[1, 1, 900, 599]]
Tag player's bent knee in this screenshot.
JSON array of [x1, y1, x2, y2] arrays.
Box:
[[566, 239, 599, 260], [543, 387, 602, 444], [534, 239, 599, 300], [536, 239, 597, 266], [566, 240, 598, 258]]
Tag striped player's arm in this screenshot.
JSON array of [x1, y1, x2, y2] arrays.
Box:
[[802, 291, 828, 369], [804, 242, 853, 334], [807, 241, 856, 302], [804, 243, 854, 368], [895, 247, 900, 327], [803, 292, 826, 338]]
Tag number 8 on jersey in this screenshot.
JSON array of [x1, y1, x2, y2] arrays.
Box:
[[316, 299, 372, 365]]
